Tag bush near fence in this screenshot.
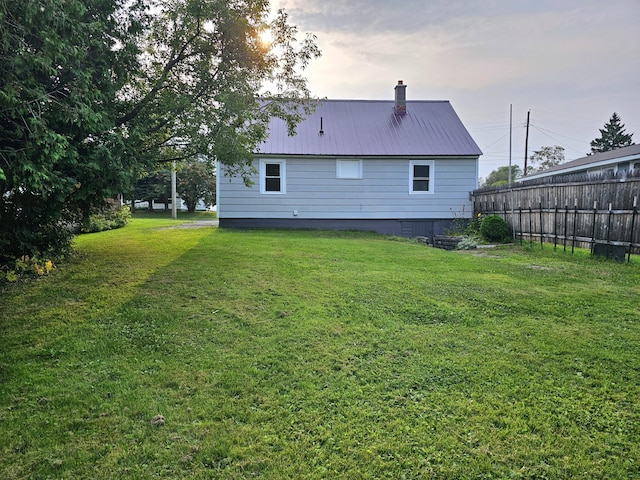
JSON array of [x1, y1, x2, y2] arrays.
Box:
[[471, 170, 640, 261]]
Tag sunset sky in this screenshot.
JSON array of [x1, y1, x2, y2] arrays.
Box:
[[271, 0, 640, 179]]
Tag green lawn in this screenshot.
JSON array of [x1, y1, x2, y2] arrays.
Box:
[[1, 218, 639, 479]]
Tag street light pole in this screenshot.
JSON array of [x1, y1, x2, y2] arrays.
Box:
[[171, 161, 177, 220]]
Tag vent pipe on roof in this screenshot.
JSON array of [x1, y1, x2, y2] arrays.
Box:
[[394, 80, 407, 115], [319, 116, 324, 135]]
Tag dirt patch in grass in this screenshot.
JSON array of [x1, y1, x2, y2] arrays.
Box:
[[160, 220, 219, 229]]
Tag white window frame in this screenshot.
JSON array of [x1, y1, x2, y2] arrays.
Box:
[[409, 160, 435, 194], [260, 159, 286, 194], [336, 159, 363, 179]]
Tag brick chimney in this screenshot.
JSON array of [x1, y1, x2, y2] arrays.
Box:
[[394, 80, 407, 114]]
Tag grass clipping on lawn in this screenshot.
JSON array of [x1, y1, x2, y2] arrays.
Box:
[[0, 218, 639, 479]]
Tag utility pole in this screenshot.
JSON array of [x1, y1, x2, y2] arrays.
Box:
[[523, 110, 530, 175], [509, 104, 516, 242], [508, 104, 513, 185], [171, 161, 177, 220]]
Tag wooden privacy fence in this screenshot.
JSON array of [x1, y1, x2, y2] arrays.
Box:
[[471, 173, 640, 262]]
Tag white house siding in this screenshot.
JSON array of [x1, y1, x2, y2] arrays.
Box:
[[218, 156, 477, 221]]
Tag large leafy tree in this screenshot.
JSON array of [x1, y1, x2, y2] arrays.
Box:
[[117, 0, 320, 178], [590, 113, 634, 154], [132, 170, 172, 211], [0, 0, 320, 265], [526, 145, 564, 175], [0, 0, 145, 262], [177, 160, 217, 213], [481, 165, 522, 187], [131, 161, 215, 213]]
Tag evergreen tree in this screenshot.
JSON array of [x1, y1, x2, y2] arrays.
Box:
[[590, 113, 634, 154]]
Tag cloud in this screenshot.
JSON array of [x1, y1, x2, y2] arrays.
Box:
[[272, 0, 640, 177], [276, 0, 605, 35], [277, 0, 639, 92]]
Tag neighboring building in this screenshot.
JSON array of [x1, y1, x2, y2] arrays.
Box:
[[217, 81, 482, 238], [522, 144, 640, 181]]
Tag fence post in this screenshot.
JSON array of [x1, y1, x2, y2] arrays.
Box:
[[519, 207, 523, 246], [529, 204, 533, 247], [554, 197, 558, 251], [606, 203, 613, 257], [563, 203, 568, 252], [539, 199, 544, 248], [572, 198, 578, 255], [629, 196, 638, 263], [590, 201, 598, 256]]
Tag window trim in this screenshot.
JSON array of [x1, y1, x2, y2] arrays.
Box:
[[409, 160, 435, 194], [260, 159, 286, 194], [336, 158, 363, 179]]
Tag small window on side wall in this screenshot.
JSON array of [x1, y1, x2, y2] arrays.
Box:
[[336, 159, 363, 179], [260, 160, 286, 194], [409, 160, 434, 194]]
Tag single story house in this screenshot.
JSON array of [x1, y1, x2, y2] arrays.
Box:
[[522, 143, 640, 181], [216, 81, 482, 238]]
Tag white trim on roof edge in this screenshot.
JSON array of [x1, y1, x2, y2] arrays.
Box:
[[522, 151, 640, 181]]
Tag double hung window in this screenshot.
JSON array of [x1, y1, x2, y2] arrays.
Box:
[[260, 160, 286, 194], [409, 160, 434, 194]]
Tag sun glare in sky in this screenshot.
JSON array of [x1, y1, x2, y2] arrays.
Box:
[[259, 28, 273, 48]]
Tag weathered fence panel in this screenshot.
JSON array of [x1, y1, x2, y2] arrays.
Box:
[[471, 173, 640, 261]]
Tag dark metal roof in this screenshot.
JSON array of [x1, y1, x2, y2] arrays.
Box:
[[257, 100, 482, 157], [524, 143, 640, 179]]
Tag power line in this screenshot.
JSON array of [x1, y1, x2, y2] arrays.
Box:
[[530, 124, 590, 145], [479, 131, 512, 150], [529, 125, 589, 157]]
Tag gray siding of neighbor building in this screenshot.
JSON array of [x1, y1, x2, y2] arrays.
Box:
[[522, 144, 640, 181], [218, 156, 478, 229]]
